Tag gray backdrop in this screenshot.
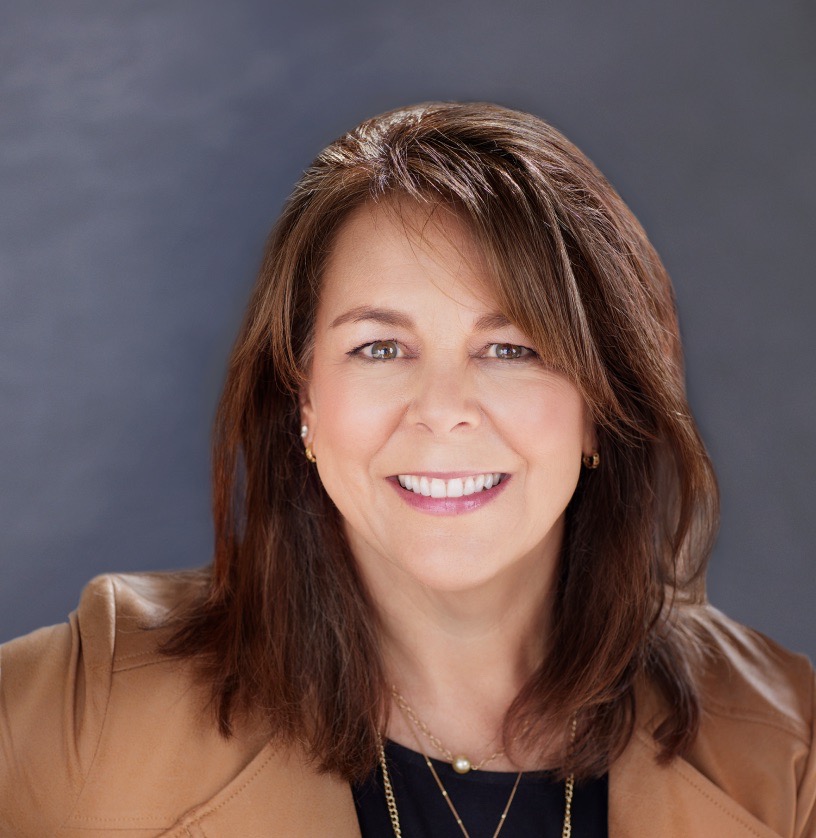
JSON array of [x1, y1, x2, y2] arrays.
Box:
[[2, 0, 814, 660]]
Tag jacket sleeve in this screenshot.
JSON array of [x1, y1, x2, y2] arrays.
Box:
[[0, 577, 116, 836], [797, 669, 816, 837]]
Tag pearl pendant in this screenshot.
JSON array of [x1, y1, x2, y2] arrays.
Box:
[[452, 755, 472, 774]]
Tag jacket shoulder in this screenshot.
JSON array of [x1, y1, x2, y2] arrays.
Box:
[[0, 570, 264, 836], [687, 603, 814, 740], [678, 604, 816, 834], [79, 570, 210, 667]]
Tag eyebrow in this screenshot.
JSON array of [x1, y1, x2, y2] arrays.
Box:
[[473, 311, 513, 331], [330, 306, 412, 329], [329, 305, 513, 332]]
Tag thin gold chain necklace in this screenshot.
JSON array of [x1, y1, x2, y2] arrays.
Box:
[[391, 686, 505, 773], [381, 693, 577, 837]]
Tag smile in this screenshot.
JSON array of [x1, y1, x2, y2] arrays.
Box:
[[396, 473, 505, 498], [387, 473, 511, 516]]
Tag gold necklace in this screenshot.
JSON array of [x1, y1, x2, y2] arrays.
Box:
[[391, 686, 505, 773], [382, 692, 577, 838], [379, 730, 521, 838]]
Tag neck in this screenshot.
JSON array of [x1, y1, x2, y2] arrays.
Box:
[[383, 575, 552, 700], [354, 533, 562, 770]]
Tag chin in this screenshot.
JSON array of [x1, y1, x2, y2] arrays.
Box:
[[394, 550, 512, 594]]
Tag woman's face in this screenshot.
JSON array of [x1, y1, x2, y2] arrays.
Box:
[[300, 199, 594, 595]]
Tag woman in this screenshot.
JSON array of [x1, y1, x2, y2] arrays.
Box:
[[1, 102, 813, 837]]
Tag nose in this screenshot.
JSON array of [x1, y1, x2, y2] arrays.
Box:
[[405, 359, 482, 435]]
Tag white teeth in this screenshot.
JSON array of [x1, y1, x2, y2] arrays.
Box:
[[396, 473, 504, 498]]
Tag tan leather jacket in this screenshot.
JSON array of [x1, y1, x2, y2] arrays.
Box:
[[0, 573, 813, 837]]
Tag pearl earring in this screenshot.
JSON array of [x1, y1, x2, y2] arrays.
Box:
[[300, 425, 308, 438]]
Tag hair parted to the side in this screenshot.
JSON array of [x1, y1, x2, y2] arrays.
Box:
[[162, 102, 719, 782]]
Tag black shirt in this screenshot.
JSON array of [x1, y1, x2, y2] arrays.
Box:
[[353, 739, 608, 837]]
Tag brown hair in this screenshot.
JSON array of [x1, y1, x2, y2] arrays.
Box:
[[163, 102, 719, 781]]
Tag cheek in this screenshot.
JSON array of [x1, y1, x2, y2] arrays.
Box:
[[488, 379, 587, 468], [313, 367, 401, 465]]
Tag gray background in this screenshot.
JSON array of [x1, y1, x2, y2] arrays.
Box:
[[1, 0, 814, 659]]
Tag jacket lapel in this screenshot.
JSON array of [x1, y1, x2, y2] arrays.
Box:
[[608, 727, 782, 837], [165, 743, 362, 838]]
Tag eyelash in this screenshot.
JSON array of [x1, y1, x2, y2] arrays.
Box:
[[346, 338, 401, 362], [346, 340, 539, 362], [484, 343, 538, 361]]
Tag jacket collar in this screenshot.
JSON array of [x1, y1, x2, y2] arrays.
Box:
[[165, 727, 780, 837]]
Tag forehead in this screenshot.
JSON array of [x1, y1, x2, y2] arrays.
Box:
[[317, 198, 499, 319]]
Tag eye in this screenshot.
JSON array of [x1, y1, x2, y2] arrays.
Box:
[[485, 343, 537, 360], [349, 339, 403, 361]]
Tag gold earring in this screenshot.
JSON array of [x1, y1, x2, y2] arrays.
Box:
[[582, 452, 600, 469], [300, 424, 317, 462]]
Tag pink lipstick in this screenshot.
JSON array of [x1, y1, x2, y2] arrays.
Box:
[[388, 472, 510, 515]]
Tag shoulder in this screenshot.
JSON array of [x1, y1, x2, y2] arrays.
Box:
[[617, 609, 815, 835], [0, 571, 266, 836], [687, 603, 814, 740], [646, 604, 815, 833], [1, 571, 209, 726], [77, 569, 210, 665]]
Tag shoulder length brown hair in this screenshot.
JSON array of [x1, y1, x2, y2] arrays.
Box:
[[163, 102, 719, 782]]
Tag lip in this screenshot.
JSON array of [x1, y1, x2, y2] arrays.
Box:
[[387, 474, 511, 516]]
